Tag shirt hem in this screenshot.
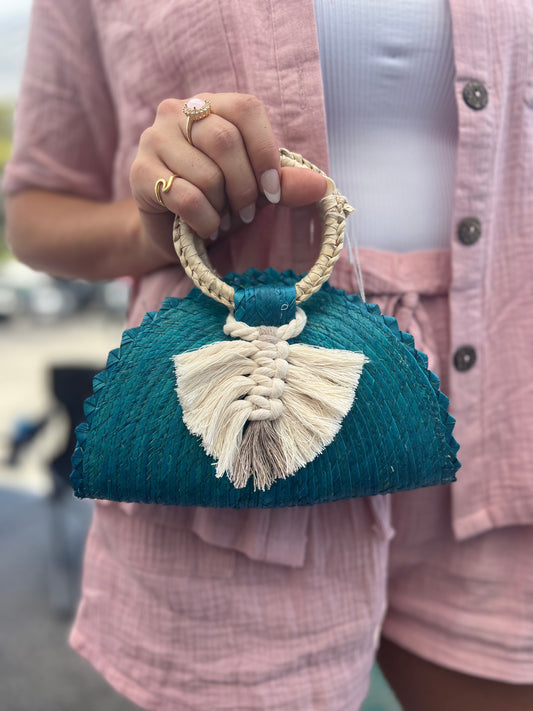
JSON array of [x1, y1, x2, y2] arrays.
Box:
[[453, 499, 533, 541], [382, 611, 533, 684]]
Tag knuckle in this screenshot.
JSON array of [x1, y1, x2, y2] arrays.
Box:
[[138, 125, 159, 151], [128, 159, 143, 188], [236, 93, 262, 115], [156, 98, 181, 117], [176, 186, 205, 218], [210, 123, 241, 153], [256, 135, 279, 158], [128, 161, 150, 204], [199, 166, 224, 195]]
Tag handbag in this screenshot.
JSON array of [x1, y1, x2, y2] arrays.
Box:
[[71, 149, 460, 507]]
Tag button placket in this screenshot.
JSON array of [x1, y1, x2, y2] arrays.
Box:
[[453, 81, 487, 373]]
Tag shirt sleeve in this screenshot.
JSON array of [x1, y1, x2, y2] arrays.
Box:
[[2, 0, 118, 200]]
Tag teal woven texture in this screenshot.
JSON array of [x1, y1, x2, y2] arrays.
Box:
[[71, 269, 460, 507]]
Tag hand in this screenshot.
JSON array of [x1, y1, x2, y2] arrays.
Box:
[[129, 93, 328, 261]]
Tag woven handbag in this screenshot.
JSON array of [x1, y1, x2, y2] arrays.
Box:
[[71, 149, 460, 507]]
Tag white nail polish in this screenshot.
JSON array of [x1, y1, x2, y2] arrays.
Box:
[[239, 203, 256, 224], [260, 169, 281, 204], [209, 229, 218, 241], [220, 213, 231, 231]]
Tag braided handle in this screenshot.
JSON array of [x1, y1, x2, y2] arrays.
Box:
[[172, 148, 354, 308]]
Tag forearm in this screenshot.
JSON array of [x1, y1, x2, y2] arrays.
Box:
[[5, 190, 176, 281]]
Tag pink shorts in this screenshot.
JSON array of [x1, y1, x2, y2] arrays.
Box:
[[70, 250, 533, 710]]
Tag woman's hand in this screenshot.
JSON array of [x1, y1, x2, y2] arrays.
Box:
[[129, 93, 328, 262], [6, 93, 326, 283]]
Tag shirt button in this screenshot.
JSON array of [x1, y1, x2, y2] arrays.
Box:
[[454, 346, 477, 372], [463, 81, 489, 110], [458, 217, 482, 245]]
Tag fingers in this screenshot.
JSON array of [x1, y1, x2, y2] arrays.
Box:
[[157, 95, 278, 213], [130, 159, 221, 239], [188, 113, 260, 223], [153, 100, 228, 215], [185, 94, 281, 214], [130, 93, 327, 243], [278, 167, 328, 207]]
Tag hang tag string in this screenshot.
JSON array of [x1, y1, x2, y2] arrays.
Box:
[[345, 220, 366, 303]]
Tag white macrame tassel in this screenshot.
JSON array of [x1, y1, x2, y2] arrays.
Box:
[[174, 308, 367, 490]]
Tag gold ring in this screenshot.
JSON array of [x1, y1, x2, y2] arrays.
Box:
[[155, 174, 178, 207], [183, 97, 212, 145]]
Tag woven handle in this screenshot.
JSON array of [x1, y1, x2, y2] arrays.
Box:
[[172, 148, 354, 308]]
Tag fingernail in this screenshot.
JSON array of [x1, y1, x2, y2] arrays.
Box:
[[239, 203, 256, 224], [220, 213, 231, 231], [209, 229, 218, 241], [260, 169, 281, 203]]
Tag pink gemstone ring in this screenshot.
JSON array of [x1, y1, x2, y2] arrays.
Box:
[[183, 97, 212, 145]]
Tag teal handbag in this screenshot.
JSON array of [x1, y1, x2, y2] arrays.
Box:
[[71, 150, 460, 507]]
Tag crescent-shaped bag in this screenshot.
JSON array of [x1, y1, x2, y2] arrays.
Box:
[[71, 149, 460, 507]]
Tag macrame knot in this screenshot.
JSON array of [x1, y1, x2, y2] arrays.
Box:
[[223, 308, 307, 341], [223, 310, 305, 426], [246, 340, 287, 421], [243, 331, 291, 421], [174, 307, 367, 491]]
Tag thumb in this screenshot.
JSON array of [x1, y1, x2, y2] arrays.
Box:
[[278, 166, 328, 207]]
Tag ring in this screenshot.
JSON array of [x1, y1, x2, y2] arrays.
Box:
[[183, 97, 212, 145], [155, 174, 178, 207]]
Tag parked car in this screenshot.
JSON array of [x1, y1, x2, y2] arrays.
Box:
[[0, 259, 130, 322]]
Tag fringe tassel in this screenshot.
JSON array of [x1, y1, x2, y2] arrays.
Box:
[[174, 308, 367, 490]]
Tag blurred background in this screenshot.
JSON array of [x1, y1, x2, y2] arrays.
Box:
[[0, 2, 400, 709]]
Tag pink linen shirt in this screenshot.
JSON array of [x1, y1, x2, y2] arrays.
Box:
[[3, 0, 533, 564]]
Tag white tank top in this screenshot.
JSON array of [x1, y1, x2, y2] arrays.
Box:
[[313, 0, 458, 252]]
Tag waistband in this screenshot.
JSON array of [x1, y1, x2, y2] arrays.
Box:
[[331, 247, 451, 298]]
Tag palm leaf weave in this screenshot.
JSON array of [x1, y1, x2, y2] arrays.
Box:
[[71, 268, 460, 507]]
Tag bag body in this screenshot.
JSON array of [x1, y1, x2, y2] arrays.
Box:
[[71, 151, 460, 507], [71, 268, 459, 507]]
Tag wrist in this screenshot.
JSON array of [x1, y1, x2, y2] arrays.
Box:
[[133, 208, 179, 277]]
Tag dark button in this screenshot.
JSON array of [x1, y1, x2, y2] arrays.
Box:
[[454, 346, 477, 372], [463, 81, 488, 110], [458, 217, 482, 246]]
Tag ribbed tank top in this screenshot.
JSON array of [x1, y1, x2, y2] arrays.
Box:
[[313, 0, 458, 252]]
